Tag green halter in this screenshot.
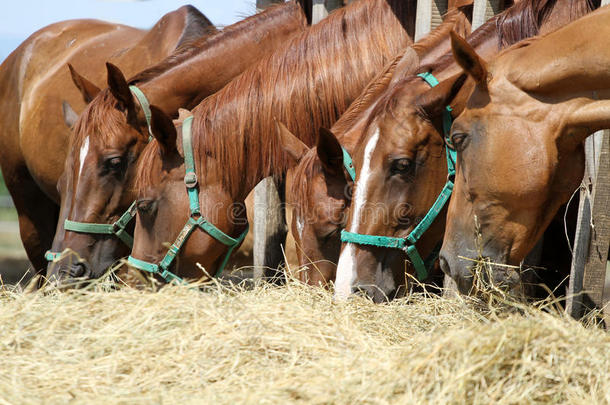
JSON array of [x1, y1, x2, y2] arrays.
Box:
[[340, 72, 456, 281], [126, 116, 249, 283], [46, 85, 153, 263]]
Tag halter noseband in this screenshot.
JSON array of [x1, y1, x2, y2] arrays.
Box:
[[45, 86, 154, 263], [126, 115, 249, 283], [340, 72, 457, 281]]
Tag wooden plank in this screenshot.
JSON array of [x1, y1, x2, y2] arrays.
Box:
[[312, 0, 329, 23], [567, 130, 610, 322], [415, 0, 433, 41], [256, 0, 283, 11], [472, 0, 504, 29], [582, 130, 610, 320], [253, 178, 288, 282], [431, 0, 449, 31]]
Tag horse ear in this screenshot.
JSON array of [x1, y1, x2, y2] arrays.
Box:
[[416, 73, 467, 124], [450, 31, 487, 85], [274, 119, 309, 165], [67, 64, 100, 103], [150, 105, 177, 157], [62, 101, 79, 128], [390, 48, 421, 86], [316, 128, 343, 176], [106, 62, 136, 113]]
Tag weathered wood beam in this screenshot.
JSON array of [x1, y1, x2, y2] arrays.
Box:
[[256, 0, 283, 11], [472, 0, 504, 29], [567, 131, 610, 322], [567, 0, 610, 324]]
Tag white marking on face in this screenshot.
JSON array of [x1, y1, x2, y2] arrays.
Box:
[[376, 266, 395, 295], [334, 128, 380, 300], [296, 215, 305, 241], [78, 136, 90, 182]]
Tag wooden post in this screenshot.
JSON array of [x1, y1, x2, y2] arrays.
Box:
[[565, 0, 610, 325], [256, 0, 283, 11], [472, 0, 504, 29], [312, 0, 342, 24], [566, 131, 610, 322], [415, 0, 449, 41]]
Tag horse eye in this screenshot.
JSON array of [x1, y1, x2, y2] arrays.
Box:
[[136, 199, 155, 215], [450, 132, 468, 150], [390, 158, 413, 175], [105, 156, 124, 172]]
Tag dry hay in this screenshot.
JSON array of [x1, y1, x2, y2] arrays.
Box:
[[0, 277, 608, 404]]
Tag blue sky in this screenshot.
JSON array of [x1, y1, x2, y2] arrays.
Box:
[[0, 1, 258, 61]]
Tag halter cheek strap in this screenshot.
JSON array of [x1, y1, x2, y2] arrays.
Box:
[[46, 85, 152, 264], [340, 72, 457, 281], [126, 116, 249, 283]]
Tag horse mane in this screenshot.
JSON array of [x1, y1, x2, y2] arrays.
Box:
[[495, 0, 599, 48], [137, 0, 417, 198], [289, 53, 405, 216], [129, 2, 303, 85]]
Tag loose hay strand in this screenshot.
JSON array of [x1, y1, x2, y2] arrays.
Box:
[[0, 280, 608, 404]]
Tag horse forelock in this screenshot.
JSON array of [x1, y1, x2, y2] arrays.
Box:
[[71, 89, 133, 159]]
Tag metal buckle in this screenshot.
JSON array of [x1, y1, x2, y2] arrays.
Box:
[[184, 172, 198, 188]]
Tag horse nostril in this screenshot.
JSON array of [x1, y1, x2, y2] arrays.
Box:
[[68, 261, 89, 278]]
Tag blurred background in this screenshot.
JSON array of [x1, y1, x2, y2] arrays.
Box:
[[0, 1, 257, 274]]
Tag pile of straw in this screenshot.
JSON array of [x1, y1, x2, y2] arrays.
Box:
[[0, 279, 608, 404]]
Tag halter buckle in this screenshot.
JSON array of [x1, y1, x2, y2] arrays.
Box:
[[184, 172, 198, 188]]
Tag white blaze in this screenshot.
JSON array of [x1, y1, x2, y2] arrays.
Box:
[[334, 128, 380, 300], [78, 136, 90, 182]]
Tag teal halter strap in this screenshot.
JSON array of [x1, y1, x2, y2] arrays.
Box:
[[342, 147, 356, 181], [340, 72, 456, 281], [129, 85, 154, 141], [127, 116, 249, 283], [45, 85, 154, 263]]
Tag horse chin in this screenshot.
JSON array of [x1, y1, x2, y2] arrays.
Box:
[[440, 246, 528, 297], [351, 254, 400, 303]]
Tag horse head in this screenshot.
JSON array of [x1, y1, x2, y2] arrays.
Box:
[[440, 25, 610, 294], [47, 63, 151, 283], [128, 110, 306, 281]]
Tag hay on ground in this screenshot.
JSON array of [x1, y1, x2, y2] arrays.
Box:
[[0, 278, 608, 404]]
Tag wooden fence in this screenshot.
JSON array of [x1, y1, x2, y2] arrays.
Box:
[[255, 0, 609, 320]]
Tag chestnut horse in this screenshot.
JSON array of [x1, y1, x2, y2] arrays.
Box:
[[46, 2, 307, 282], [0, 6, 215, 273], [128, 0, 419, 281], [441, 5, 610, 294], [286, 6, 473, 287], [333, 0, 599, 301]]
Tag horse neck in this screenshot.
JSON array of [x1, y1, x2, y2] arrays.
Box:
[[136, 3, 305, 118]]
